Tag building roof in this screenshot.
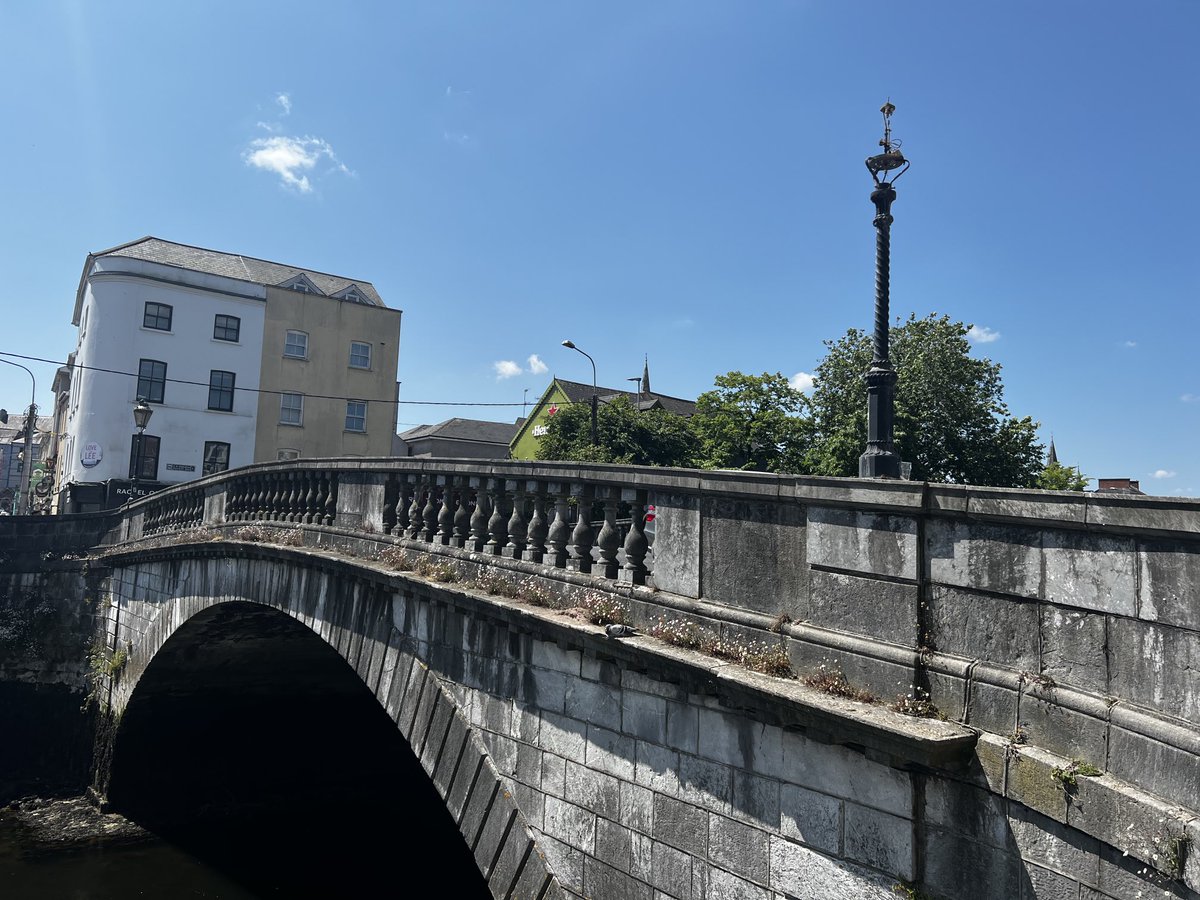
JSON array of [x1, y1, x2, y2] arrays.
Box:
[[553, 378, 697, 417], [0, 415, 52, 446], [398, 418, 519, 445], [91, 236, 387, 307]]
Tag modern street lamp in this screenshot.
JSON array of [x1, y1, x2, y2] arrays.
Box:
[[859, 101, 910, 479], [561, 340, 598, 445], [0, 357, 37, 515], [130, 398, 153, 498]]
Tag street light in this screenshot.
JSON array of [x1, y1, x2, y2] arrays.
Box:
[[859, 101, 910, 479], [130, 398, 153, 497], [561, 340, 598, 445], [0, 357, 37, 515]]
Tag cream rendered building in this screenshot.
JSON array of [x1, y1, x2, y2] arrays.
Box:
[[256, 279, 401, 461]]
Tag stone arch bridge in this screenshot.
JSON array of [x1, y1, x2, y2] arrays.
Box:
[[4, 458, 1200, 900]]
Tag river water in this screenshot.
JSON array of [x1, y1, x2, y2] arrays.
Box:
[[1, 795, 492, 899]]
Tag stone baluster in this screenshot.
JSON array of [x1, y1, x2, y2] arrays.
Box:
[[469, 477, 490, 552], [486, 478, 509, 556], [621, 488, 650, 585], [278, 472, 292, 522], [393, 474, 413, 536], [546, 482, 570, 568], [255, 474, 270, 520], [421, 478, 441, 542], [304, 472, 319, 524], [567, 483, 594, 574], [286, 472, 301, 522], [453, 479, 472, 548], [437, 476, 456, 546], [504, 481, 527, 561], [382, 476, 399, 534], [525, 481, 548, 564], [262, 472, 277, 520], [595, 486, 621, 579], [407, 477, 427, 540], [322, 473, 337, 526]]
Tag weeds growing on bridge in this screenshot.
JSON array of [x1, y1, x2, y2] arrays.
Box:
[[802, 662, 877, 704], [1051, 758, 1103, 791], [649, 616, 793, 678], [890, 686, 944, 719], [377, 546, 414, 571], [577, 591, 630, 627]]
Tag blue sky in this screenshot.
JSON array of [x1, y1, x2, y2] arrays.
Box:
[[1, 2, 1196, 495]]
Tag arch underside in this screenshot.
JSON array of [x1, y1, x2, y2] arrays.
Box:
[[99, 558, 563, 900]]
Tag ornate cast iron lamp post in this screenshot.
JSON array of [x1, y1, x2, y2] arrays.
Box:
[[130, 398, 153, 497], [859, 102, 910, 478], [561, 340, 598, 446]]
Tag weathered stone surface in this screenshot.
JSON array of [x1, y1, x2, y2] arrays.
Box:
[[921, 829, 1022, 900], [1043, 530, 1136, 616], [701, 496, 806, 616], [585, 725, 636, 781], [1040, 607, 1108, 691], [706, 866, 770, 900], [731, 769, 780, 830], [1108, 617, 1200, 724], [806, 569, 918, 644], [564, 677, 621, 732], [544, 795, 597, 854], [928, 519, 1042, 599], [622, 690, 668, 744], [925, 778, 1009, 849], [653, 793, 708, 857], [1018, 693, 1108, 771], [1008, 803, 1100, 888], [768, 836, 898, 899], [708, 813, 769, 881], [784, 731, 913, 818], [650, 492, 700, 599], [1024, 862, 1083, 900], [1106, 724, 1200, 813], [647, 839, 695, 898], [564, 759, 621, 820], [778, 783, 841, 855], [697, 708, 782, 775], [807, 506, 917, 580], [927, 585, 1039, 670], [594, 817, 633, 871], [843, 803, 912, 880], [1139, 539, 1200, 630]]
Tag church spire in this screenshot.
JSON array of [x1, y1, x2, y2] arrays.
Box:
[[642, 355, 651, 395], [1047, 436, 1058, 466]]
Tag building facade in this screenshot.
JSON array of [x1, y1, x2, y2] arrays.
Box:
[[396, 418, 518, 459], [58, 237, 401, 512]]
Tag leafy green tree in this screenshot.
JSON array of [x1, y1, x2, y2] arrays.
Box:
[[535, 395, 699, 467], [1036, 461, 1089, 491], [691, 372, 811, 472], [805, 314, 1044, 487]]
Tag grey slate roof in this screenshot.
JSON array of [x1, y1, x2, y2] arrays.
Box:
[[554, 378, 697, 417], [399, 418, 519, 445], [96, 237, 386, 307]]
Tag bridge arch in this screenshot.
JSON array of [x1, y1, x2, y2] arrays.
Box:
[[92, 547, 562, 900]]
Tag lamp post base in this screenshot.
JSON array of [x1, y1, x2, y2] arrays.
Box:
[[859, 446, 902, 478]]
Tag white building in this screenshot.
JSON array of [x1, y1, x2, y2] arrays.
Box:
[[59, 237, 400, 512]]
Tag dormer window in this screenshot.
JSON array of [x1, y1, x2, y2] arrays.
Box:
[[333, 284, 370, 305], [278, 273, 324, 295]]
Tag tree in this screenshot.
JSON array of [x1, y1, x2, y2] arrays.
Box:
[[1037, 461, 1089, 491], [535, 396, 699, 467], [805, 314, 1044, 487], [691, 372, 811, 473]]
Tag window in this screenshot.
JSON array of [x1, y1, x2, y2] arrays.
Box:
[[284, 330, 308, 359], [137, 359, 167, 404], [203, 441, 230, 475], [143, 302, 173, 331], [208, 370, 236, 411], [280, 392, 304, 426], [345, 400, 367, 432], [349, 341, 372, 369], [213, 314, 241, 342], [277, 448, 300, 461], [128, 433, 160, 481]]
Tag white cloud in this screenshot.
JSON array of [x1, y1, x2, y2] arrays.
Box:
[[789, 372, 815, 394], [1123, 340, 1138, 348], [967, 324, 1001, 344], [1183, 394, 1199, 403], [243, 136, 349, 192], [493, 360, 522, 379], [255, 121, 279, 133], [1152, 469, 1177, 479], [527, 354, 548, 375], [276, 92, 292, 115]]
